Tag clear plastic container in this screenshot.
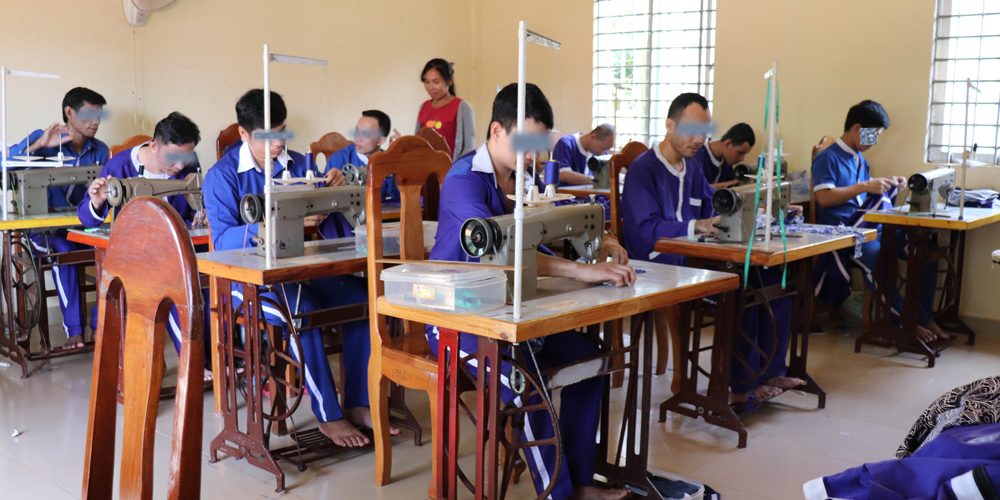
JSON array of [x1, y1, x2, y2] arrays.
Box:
[[380, 263, 507, 313], [354, 221, 437, 256]]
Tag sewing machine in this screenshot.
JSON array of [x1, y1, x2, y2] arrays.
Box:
[[460, 202, 604, 299], [240, 185, 365, 258], [907, 167, 955, 215], [712, 181, 791, 243], [341, 163, 366, 186], [7, 165, 101, 215], [105, 172, 204, 212], [734, 159, 788, 184], [587, 155, 611, 189]]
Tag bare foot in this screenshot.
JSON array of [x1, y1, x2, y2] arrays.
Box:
[[319, 419, 370, 448], [926, 321, 953, 341], [56, 335, 84, 351], [731, 384, 782, 404], [345, 407, 399, 436], [572, 485, 629, 500], [915, 325, 936, 343], [764, 376, 806, 390]]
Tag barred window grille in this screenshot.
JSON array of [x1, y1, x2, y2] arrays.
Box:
[[927, 0, 1000, 164], [592, 0, 716, 146]]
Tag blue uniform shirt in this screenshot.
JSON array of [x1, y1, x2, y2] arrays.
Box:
[[690, 142, 734, 184], [551, 133, 591, 178], [620, 144, 715, 265], [324, 143, 400, 204], [812, 138, 870, 226], [7, 128, 109, 210], [77, 144, 198, 227], [430, 143, 544, 262], [203, 142, 350, 251]]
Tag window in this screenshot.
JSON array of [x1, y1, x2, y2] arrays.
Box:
[[593, 0, 716, 146], [927, 0, 1000, 164]]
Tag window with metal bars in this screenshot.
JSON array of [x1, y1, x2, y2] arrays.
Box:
[[593, 0, 716, 146], [927, 0, 1000, 164]]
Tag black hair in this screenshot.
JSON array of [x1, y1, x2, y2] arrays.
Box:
[[361, 109, 391, 137], [421, 58, 456, 96], [844, 100, 890, 132], [667, 92, 709, 121], [235, 89, 287, 132], [591, 123, 615, 140], [62, 87, 106, 123], [153, 111, 201, 146], [490, 83, 554, 133], [721, 122, 755, 147]]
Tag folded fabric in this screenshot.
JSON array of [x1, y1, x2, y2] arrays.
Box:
[[948, 189, 999, 208]]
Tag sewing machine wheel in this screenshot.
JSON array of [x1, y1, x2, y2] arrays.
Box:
[[460, 217, 498, 258], [239, 194, 263, 225], [232, 296, 306, 423], [105, 177, 127, 207], [7, 240, 42, 335], [711, 188, 742, 215], [342, 164, 365, 186]]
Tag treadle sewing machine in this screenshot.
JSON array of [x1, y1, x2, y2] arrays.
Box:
[[8, 165, 100, 215], [907, 167, 955, 216], [240, 184, 365, 258], [587, 155, 611, 189], [460, 202, 605, 298], [711, 181, 791, 243], [105, 172, 204, 212]]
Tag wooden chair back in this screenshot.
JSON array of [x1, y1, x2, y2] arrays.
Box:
[[809, 135, 837, 223], [416, 127, 450, 156], [216, 123, 240, 161], [310, 132, 351, 170], [111, 135, 152, 157], [82, 197, 204, 499], [609, 141, 649, 241]]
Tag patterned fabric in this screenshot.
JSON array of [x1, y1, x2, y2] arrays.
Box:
[[898, 376, 1000, 458]]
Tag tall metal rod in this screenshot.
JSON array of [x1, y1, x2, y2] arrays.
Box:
[[2, 66, 8, 219], [959, 77, 980, 221], [514, 21, 527, 321], [763, 62, 778, 250], [263, 44, 274, 263]]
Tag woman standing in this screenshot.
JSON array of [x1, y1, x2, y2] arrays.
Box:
[[416, 58, 475, 159]]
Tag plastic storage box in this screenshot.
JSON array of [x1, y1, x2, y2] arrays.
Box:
[[380, 263, 507, 313], [354, 221, 437, 256]]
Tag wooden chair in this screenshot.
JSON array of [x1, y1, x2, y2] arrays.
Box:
[[82, 197, 205, 499], [610, 141, 676, 389], [111, 134, 152, 157], [416, 127, 450, 156], [216, 123, 240, 161], [309, 131, 351, 171], [366, 136, 452, 498], [809, 135, 837, 223]]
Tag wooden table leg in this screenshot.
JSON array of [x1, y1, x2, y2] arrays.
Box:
[[210, 274, 222, 414], [436, 327, 461, 500]]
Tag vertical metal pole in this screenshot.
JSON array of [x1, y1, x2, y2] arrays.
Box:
[[764, 62, 777, 250], [263, 44, 274, 263], [2, 66, 8, 219], [514, 21, 527, 321], [960, 77, 970, 221]]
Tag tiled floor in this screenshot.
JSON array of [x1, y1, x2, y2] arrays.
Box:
[[1, 321, 997, 499]]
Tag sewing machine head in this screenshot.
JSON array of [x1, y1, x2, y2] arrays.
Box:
[[239, 184, 365, 258], [460, 203, 604, 299], [907, 167, 954, 215], [8, 165, 101, 215], [105, 172, 203, 212], [341, 163, 366, 186], [587, 155, 611, 189], [733, 159, 788, 185], [712, 181, 791, 243]]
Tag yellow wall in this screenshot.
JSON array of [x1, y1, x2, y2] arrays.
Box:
[[714, 0, 1000, 321]]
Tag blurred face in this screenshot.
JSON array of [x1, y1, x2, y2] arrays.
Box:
[[667, 103, 711, 159], [354, 116, 385, 156], [422, 68, 451, 101], [488, 118, 549, 173], [589, 135, 615, 155], [847, 124, 884, 153], [239, 123, 287, 166], [721, 140, 752, 165], [148, 140, 197, 176], [65, 102, 103, 139]]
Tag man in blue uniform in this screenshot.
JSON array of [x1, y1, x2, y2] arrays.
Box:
[[6, 87, 109, 348], [325, 109, 399, 203], [689, 122, 755, 189], [551, 124, 615, 185], [621, 92, 802, 407], [812, 100, 945, 343], [78, 111, 206, 355], [428, 83, 631, 500], [203, 89, 375, 447]]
